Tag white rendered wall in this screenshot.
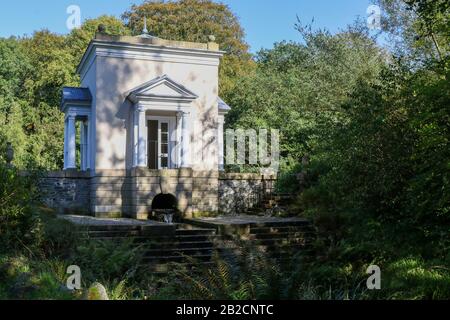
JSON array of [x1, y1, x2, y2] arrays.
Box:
[[80, 61, 97, 173], [91, 52, 220, 171]]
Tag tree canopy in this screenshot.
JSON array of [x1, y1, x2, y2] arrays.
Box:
[[0, 1, 254, 169], [122, 0, 255, 98]]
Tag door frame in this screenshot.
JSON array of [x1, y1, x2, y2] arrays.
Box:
[[146, 116, 176, 169]]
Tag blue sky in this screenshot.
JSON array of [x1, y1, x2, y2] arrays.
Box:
[[0, 0, 373, 52]]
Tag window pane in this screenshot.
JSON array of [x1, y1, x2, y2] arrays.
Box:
[[161, 144, 168, 154], [161, 134, 168, 143], [161, 157, 168, 168], [161, 123, 168, 132], [148, 120, 158, 169]]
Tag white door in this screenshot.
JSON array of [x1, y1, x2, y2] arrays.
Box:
[[147, 117, 174, 169], [159, 121, 170, 169]]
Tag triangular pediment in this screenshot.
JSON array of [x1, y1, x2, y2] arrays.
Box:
[[127, 75, 198, 103]]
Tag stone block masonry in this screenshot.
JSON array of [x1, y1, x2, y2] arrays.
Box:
[[38, 170, 277, 218], [129, 168, 196, 220], [218, 173, 276, 215], [38, 171, 91, 215]]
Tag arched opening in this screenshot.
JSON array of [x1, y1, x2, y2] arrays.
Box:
[[151, 193, 179, 223], [152, 193, 178, 211]]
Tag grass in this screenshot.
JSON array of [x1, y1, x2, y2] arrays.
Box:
[[381, 258, 450, 300]]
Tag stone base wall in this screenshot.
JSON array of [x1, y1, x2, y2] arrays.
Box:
[[218, 173, 276, 215], [129, 168, 194, 220], [90, 170, 132, 218], [192, 171, 219, 214], [39, 170, 276, 218], [39, 171, 91, 215], [40, 169, 221, 219]]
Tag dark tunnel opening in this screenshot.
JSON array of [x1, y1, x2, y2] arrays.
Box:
[[152, 193, 178, 211]]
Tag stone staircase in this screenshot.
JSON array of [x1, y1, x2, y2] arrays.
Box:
[[142, 227, 218, 265], [244, 193, 296, 216], [79, 224, 220, 273], [187, 217, 315, 263], [243, 220, 315, 261], [78, 217, 315, 273]]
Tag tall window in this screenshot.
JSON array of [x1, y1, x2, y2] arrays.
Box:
[[148, 119, 171, 169], [160, 122, 169, 169]]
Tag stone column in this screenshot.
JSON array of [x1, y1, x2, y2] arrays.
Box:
[[86, 119, 91, 171], [218, 115, 225, 171], [180, 111, 191, 168], [66, 113, 76, 170], [80, 120, 90, 171], [136, 106, 147, 167], [176, 112, 183, 168], [63, 119, 68, 170]]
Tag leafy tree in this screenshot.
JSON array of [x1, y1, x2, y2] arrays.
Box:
[[0, 16, 131, 170], [294, 0, 450, 298], [20, 30, 79, 108], [0, 38, 31, 102], [10, 31, 76, 169], [122, 0, 255, 96], [403, 0, 450, 61], [377, 0, 449, 63], [0, 39, 33, 168], [66, 15, 132, 63], [226, 22, 385, 170], [0, 2, 255, 170]]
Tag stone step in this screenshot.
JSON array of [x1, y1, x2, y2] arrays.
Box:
[[250, 226, 313, 234], [82, 225, 144, 232], [245, 232, 309, 240], [143, 253, 213, 264], [145, 241, 217, 249], [82, 230, 146, 238], [260, 244, 308, 252], [256, 239, 313, 248], [144, 262, 216, 274], [144, 247, 215, 257], [175, 229, 216, 236], [252, 231, 314, 239], [248, 220, 310, 228], [81, 236, 175, 243], [175, 234, 219, 242], [220, 246, 296, 258]]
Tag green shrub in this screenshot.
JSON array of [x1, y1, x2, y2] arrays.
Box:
[[39, 212, 81, 257], [0, 254, 75, 300], [381, 258, 450, 300], [167, 245, 368, 300], [0, 164, 41, 252], [72, 239, 143, 284]]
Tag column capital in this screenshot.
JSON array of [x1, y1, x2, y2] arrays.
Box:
[[67, 112, 77, 120], [177, 111, 190, 117], [137, 105, 147, 113]]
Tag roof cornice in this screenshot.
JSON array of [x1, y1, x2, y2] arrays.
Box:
[[77, 39, 225, 77]]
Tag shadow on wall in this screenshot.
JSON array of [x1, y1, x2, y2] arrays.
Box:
[[87, 46, 220, 218], [95, 50, 219, 171]]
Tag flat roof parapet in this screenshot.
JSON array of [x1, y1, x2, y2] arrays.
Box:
[[94, 33, 220, 52]]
